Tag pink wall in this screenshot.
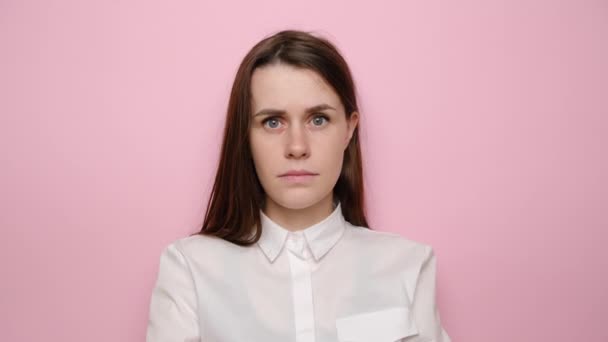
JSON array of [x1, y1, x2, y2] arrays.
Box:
[[1, 0, 606, 341]]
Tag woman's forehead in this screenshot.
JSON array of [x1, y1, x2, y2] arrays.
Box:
[[250, 64, 341, 111]]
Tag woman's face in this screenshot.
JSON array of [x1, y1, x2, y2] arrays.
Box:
[[249, 63, 359, 210]]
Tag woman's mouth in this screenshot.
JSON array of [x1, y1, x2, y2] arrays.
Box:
[[279, 174, 318, 183], [278, 170, 319, 183]]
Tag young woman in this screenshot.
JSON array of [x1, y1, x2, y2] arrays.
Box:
[[146, 29, 451, 342]]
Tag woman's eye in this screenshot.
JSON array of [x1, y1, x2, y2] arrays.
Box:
[[263, 118, 281, 129], [312, 114, 329, 126]]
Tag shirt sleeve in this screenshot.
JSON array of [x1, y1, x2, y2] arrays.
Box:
[[146, 242, 200, 342], [407, 245, 451, 342]]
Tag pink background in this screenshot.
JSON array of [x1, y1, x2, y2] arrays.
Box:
[[1, 0, 606, 341]]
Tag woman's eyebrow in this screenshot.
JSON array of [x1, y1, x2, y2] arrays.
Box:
[[253, 103, 336, 117]]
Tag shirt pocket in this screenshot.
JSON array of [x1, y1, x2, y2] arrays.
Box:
[[335, 306, 418, 342]]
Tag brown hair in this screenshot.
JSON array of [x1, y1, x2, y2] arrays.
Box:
[[194, 29, 370, 245]]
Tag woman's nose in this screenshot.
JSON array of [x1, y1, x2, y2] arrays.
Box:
[[285, 124, 309, 159]]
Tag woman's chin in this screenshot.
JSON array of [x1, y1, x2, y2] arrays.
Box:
[[271, 193, 328, 211]]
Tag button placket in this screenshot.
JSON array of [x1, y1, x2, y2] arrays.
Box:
[[286, 232, 316, 342], [287, 233, 307, 259]]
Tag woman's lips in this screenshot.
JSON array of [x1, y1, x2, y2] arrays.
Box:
[[279, 174, 318, 183]]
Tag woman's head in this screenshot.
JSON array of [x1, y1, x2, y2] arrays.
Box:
[[250, 61, 359, 213], [197, 29, 369, 245]]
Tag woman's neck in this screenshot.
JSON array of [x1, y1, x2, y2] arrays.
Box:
[[262, 193, 335, 232]]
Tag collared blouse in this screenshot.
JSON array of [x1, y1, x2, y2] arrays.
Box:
[[146, 201, 451, 342]]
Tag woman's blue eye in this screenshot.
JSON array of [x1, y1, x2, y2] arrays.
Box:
[[263, 118, 281, 129], [312, 114, 329, 126]]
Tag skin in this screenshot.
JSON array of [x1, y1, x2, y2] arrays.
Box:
[[249, 62, 359, 232]]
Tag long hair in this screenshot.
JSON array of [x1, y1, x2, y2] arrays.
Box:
[[194, 29, 370, 245]]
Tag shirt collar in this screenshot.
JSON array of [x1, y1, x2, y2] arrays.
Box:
[[257, 201, 347, 263]]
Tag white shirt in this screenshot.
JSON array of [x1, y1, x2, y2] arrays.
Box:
[[146, 201, 451, 342]]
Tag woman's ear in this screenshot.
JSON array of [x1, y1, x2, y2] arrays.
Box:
[[344, 111, 359, 149]]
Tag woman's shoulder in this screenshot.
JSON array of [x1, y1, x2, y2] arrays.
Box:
[[346, 223, 433, 260], [160, 233, 241, 261]]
